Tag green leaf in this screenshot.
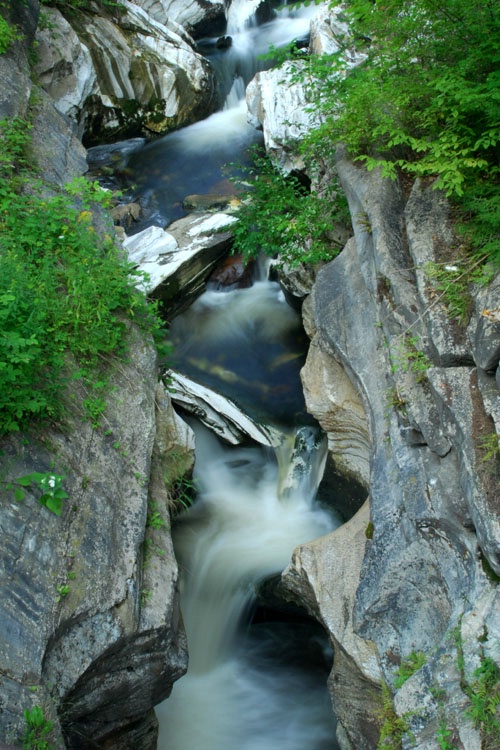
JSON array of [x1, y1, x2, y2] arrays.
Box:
[[41, 493, 63, 516]]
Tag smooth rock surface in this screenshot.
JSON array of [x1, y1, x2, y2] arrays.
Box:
[[0, 328, 188, 749], [123, 212, 238, 315]]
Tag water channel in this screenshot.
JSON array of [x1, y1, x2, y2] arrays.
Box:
[[120, 3, 343, 748]]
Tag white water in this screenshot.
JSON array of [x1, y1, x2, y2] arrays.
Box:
[[156, 421, 340, 750], [125, 1, 328, 228], [138, 3, 342, 746]]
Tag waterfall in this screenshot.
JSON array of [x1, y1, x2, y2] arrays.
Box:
[[124, 1, 328, 231], [122, 2, 341, 747], [156, 258, 341, 748], [156, 421, 340, 750]]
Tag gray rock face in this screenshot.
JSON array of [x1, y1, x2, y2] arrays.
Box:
[[133, 0, 226, 36], [248, 25, 500, 740], [36, 1, 217, 144], [0, 328, 188, 749], [297, 157, 500, 748], [0, 0, 37, 120]]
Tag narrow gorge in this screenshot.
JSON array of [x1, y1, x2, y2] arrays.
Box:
[[0, 2, 499, 750]]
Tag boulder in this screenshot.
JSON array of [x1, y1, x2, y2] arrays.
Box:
[[39, 1, 217, 144], [123, 212, 238, 316], [246, 60, 321, 172], [133, 0, 226, 37], [166, 370, 283, 447]]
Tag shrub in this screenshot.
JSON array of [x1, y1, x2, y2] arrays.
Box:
[[0, 118, 166, 433], [231, 148, 348, 267]]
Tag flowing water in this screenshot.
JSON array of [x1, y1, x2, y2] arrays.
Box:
[[126, 2, 342, 747], [124, 1, 327, 231]]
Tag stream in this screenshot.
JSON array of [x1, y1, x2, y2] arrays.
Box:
[[123, 3, 342, 748]]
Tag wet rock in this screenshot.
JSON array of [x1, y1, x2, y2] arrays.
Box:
[[216, 35, 232, 49], [123, 212, 238, 316], [182, 193, 236, 212], [37, 1, 217, 145], [111, 201, 142, 228], [133, 0, 226, 38], [166, 370, 283, 447], [208, 254, 255, 289]]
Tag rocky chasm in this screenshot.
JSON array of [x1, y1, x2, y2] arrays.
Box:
[[0, 2, 499, 749]]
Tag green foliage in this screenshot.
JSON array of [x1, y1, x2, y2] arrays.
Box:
[[424, 257, 495, 325], [0, 118, 167, 434], [454, 620, 500, 747], [390, 334, 431, 383], [22, 705, 54, 750], [377, 682, 409, 749], [436, 722, 458, 750], [231, 149, 347, 267], [0, 15, 21, 54], [6, 471, 68, 516], [466, 655, 500, 745], [170, 475, 196, 513], [394, 651, 427, 689], [55, 582, 70, 601], [478, 432, 500, 464], [146, 500, 168, 530], [289, 0, 500, 267]]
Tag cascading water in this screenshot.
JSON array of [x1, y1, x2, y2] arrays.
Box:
[[122, 2, 342, 747], [155, 267, 341, 748], [124, 1, 327, 231], [156, 418, 340, 750]]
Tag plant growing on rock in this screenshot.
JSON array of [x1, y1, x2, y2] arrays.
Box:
[[6, 471, 69, 516], [0, 14, 21, 54], [230, 148, 348, 268], [393, 651, 427, 689], [466, 655, 500, 747], [0, 117, 167, 434], [376, 682, 410, 749], [22, 705, 54, 750]]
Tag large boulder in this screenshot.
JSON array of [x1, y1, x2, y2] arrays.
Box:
[[35, 1, 217, 145], [123, 211, 238, 316], [133, 0, 227, 37]]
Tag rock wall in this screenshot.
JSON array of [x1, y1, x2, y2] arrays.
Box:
[[245, 7, 500, 750], [291, 155, 500, 749], [0, 326, 191, 749], [0, 2, 196, 747]]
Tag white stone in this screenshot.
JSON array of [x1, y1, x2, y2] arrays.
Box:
[[123, 225, 179, 265], [187, 212, 238, 237], [34, 8, 96, 122], [167, 371, 283, 447], [133, 0, 225, 31]]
